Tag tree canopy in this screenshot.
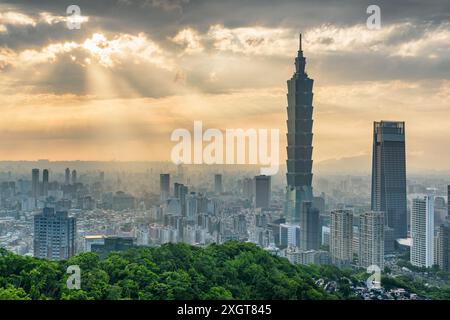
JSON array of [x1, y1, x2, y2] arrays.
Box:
[[0, 242, 339, 300]]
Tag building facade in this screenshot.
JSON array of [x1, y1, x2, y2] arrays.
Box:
[[300, 201, 320, 250], [160, 173, 170, 202], [437, 223, 450, 272], [411, 195, 434, 268], [255, 175, 271, 209], [359, 211, 385, 269], [330, 209, 354, 267], [33, 207, 76, 260], [371, 121, 407, 245], [285, 34, 314, 225], [32, 168, 39, 199]]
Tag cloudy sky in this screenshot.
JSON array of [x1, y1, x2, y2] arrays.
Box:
[[0, 0, 449, 172]]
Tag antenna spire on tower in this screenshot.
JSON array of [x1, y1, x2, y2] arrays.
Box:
[[299, 33, 302, 51]]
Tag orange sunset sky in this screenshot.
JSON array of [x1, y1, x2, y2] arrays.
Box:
[[0, 0, 449, 172]]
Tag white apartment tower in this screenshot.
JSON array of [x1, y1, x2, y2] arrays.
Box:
[[411, 195, 434, 268], [330, 209, 353, 267], [359, 211, 385, 269]]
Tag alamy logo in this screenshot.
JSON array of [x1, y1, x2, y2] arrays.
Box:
[[366, 5, 381, 29], [171, 121, 280, 175], [66, 5, 82, 30], [66, 265, 81, 289]]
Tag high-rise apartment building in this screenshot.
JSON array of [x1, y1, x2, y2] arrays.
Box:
[[330, 209, 353, 267], [371, 121, 407, 244], [33, 207, 76, 260], [411, 195, 434, 268], [359, 211, 385, 269]]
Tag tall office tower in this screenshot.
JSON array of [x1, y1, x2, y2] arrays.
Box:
[[330, 209, 353, 267], [359, 211, 385, 269], [255, 175, 271, 209], [33, 207, 76, 260], [214, 174, 223, 194], [300, 201, 320, 250], [42, 169, 49, 197], [285, 35, 320, 252], [411, 195, 434, 268], [371, 121, 407, 244], [174, 183, 188, 216], [71, 169, 77, 184], [31, 168, 39, 199], [438, 223, 450, 271], [65, 168, 70, 185], [160, 173, 170, 202]]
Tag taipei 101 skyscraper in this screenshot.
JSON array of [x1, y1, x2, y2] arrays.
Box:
[[285, 34, 319, 250]]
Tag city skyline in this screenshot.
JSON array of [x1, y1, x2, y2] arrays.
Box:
[[0, 0, 449, 173], [2, 0, 450, 305]]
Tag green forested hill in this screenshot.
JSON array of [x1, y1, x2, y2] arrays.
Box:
[[0, 241, 346, 300]]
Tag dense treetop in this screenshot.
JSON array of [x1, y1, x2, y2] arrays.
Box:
[[0, 241, 344, 300], [2, 241, 448, 300]]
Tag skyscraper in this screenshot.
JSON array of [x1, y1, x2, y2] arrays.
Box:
[[160, 173, 170, 202], [371, 121, 407, 244], [71, 169, 77, 184], [300, 201, 320, 250], [411, 195, 434, 268], [33, 207, 76, 260], [32, 168, 39, 199], [285, 35, 320, 253], [42, 169, 49, 197], [255, 175, 271, 209], [174, 182, 188, 216], [359, 211, 385, 269], [214, 174, 223, 194], [330, 209, 353, 267], [186, 192, 198, 221], [65, 168, 70, 185], [285, 34, 314, 224]]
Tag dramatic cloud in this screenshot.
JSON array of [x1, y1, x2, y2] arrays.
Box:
[[171, 28, 203, 54], [0, 0, 449, 170]]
